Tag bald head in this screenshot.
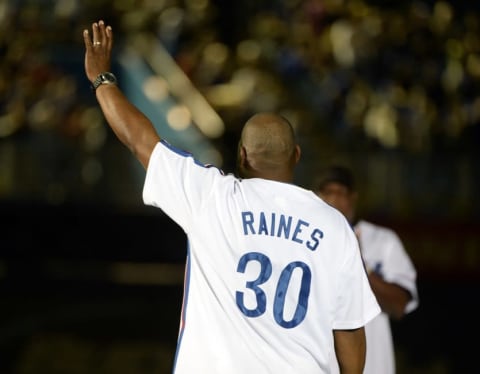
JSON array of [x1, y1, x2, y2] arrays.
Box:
[[237, 112, 301, 182]]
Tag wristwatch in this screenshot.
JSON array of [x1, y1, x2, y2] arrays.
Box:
[[91, 72, 117, 92]]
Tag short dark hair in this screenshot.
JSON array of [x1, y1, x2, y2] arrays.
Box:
[[314, 165, 355, 192]]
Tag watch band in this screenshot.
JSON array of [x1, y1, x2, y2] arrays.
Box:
[[91, 72, 117, 92]]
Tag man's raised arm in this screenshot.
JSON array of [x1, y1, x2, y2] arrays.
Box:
[[83, 20, 160, 169]]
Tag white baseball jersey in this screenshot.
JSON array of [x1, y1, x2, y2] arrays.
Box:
[[330, 220, 419, 374], [143, 141, 381, 374]]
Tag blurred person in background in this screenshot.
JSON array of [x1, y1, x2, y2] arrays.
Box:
[[313, 164, 419, 374]]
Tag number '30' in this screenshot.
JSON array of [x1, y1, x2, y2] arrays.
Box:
[[235, 251, 311, 329]]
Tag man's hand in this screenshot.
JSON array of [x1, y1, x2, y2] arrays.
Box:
[[83, 20, 113, 83], [81, 19, 160, 169]]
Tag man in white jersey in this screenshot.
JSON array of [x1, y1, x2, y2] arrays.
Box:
[[314, 165, 419, 374], [83, 20, 381, 374]]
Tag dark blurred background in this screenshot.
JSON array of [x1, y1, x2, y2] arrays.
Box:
[[1, 0, 479, 373]]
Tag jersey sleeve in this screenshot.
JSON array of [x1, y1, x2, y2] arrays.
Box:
[[142, 140, 224, 232], [379, 230, 419, 314], [333, 222, 381, 330]]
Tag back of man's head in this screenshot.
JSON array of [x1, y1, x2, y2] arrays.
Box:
[[237, 113, 300, 181]]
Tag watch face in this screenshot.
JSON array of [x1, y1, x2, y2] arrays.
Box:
[[102, 72, 117, 83], [92, 72, 117, 91]]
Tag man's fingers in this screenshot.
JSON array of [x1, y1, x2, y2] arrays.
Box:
[[92, 22, 100, 44], [85, 20, 113, 48], [106, 25, 113, 51], [83, 29, 92, 48], [98, 20, 106, 43]]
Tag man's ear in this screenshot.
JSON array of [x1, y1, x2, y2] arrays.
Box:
[[237, 145, 251, 178], [239, 146, 247, 166], [294, 145, 301, 164], [238, 145, 251, 173]]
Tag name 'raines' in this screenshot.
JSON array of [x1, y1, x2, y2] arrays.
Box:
[[241, 211, 324, 251]]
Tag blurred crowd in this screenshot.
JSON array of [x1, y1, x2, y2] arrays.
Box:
[[0, 0, 479, 218]]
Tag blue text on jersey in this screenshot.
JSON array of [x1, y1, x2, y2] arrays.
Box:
[[241, 211, 324, 251]]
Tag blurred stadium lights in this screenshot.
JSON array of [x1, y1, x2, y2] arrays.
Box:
[[118, 32, 224, 167], [130, 32, 225, 139]]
